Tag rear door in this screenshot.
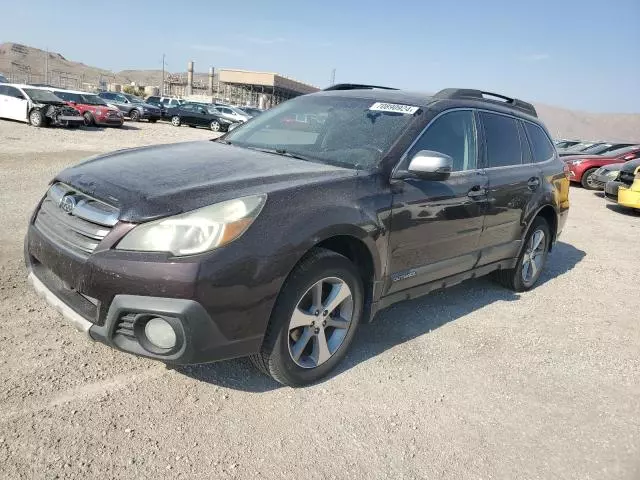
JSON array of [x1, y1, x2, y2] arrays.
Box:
[[0, 86, 29, 121], [476, 111, 542, 266], [387, 109, 488, 293]]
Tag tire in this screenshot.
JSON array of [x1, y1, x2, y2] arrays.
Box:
[[493, 217, 551, 292], [210, 120, 221, 132], [129, 109, 140, 122], [171, 116, 181, 127], [29, 109, 44, 127], [149, 119, 158, 123], [250, 248, 364, 387], [83, 112, 94, 126], [581, 168, 599, 190]]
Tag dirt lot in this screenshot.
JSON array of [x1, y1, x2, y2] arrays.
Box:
[[1, 119, 639, 480]]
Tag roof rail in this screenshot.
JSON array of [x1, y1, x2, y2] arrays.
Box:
[[433, 88, 537, 117], [323, 83, 398, 91]]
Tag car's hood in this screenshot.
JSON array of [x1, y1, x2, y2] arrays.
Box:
[[56, 141, 356, 222]]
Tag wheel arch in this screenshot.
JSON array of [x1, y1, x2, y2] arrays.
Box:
[[524, 204, 558, 252]]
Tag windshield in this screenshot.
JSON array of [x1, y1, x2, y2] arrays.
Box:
[[606, 145, 639, 156], [23, 88, 64, 103], [224, 95, 419, 169], [81, 94, 107, 106], [567, 142, 598, 151], [123, 94, 144, 103], [581, 143, 612, 153]]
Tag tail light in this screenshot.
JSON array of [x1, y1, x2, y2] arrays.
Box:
[[623, 154, 636, 160]]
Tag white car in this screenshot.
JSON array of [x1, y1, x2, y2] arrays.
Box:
[[0, 84, 84, 127], [210, 105, 251, 123]]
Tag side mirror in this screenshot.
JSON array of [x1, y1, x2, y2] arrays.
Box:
[[405, 150, 453, 180]]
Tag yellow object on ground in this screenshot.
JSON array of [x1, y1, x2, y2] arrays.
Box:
[[618, 168, 640, 209]]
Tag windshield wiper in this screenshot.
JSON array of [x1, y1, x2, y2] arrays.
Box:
[[244, 146, 314, 162]]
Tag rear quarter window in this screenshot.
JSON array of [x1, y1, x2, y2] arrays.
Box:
[[525, 123, 555, 162]]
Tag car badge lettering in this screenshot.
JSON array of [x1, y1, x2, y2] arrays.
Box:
[[59, 194, 76, 214]]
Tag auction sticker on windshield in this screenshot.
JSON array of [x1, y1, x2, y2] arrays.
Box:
[[369, 102, 419, 114]]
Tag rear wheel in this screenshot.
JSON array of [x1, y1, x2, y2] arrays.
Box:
[[581, 168, 599, 190], [129, 109, 140, 122], [29, 109, 44, 127], [493, 217, 551, 292], [250, 248, 364, 387], [210, 120, 221, 131], [171, 116, 181, 127], [83, 112, 94, 126]]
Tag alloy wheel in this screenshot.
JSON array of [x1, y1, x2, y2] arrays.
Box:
[[171, 116, 181, 127], [287, 277, 353, 369], [210, 121, 220, 131], [521, 229, 546, 285]]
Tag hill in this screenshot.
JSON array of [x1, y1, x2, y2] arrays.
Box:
[[1, 42, 639, 141]]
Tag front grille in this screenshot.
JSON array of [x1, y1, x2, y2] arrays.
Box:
[[34, 183, 119, 257], [115, 313, 137, 339]]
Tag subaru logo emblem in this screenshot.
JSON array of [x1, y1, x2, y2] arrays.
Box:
[[60, 194, 76, 214]]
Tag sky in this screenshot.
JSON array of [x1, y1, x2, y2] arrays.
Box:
[[1, 0, 639, 113]]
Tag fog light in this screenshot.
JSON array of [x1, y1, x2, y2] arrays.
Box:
[[144, 317, 177, 349]]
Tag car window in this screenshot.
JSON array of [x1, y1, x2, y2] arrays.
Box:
[[147, 97, 159, 102], [226, 95, 417, 170], [115, 94, 127, 102], [407, 110, 477, 172], [180, 104, 193, 111], [100, 92, 112, 99], [4, 86, 24, 98], [517, 121, 533, 164], [480, 112, 523, 168], [222, 108, 233, 114], [524, 122, 555, 162]]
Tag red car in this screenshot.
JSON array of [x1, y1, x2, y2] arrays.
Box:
[[564, 145, 640, 189], [49, 88, 124, 127]]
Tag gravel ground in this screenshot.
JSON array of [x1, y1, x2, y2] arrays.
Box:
[[0, 119, 639, 480]]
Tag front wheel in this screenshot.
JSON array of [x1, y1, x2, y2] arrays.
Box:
[[581, 168, 599, 190], [493, 217, 550, 292], [210, 120, 221, 131], [29, 109, 44, 127], [250, 248, 364, 387], [83, 112, 94, 126], [171, 116, 181, 127], [129, 109, 140, 122]]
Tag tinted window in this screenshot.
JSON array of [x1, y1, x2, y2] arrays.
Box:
[[100, 92, 113, 99], [147, 96, 159, 102], [408, 110, 477, 172], [4, 86, 23, 98], [0, 85, 7, 95], [525, 123, 555, 162], [180, 104, 194, 111], [480, 112, 522, 168], [517, 121, 533, 164]]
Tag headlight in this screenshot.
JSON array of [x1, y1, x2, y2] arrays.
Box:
[[571, 160, 584, 165], [607, 170, 619, 178], [116, 195, 266, 256]]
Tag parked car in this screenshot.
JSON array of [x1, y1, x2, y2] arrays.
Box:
[[604, 159, 640, 208], [556, 141, 602, 156], [209, 105, 251, 123], [145, 96, 187, 118], [0, 84, 83, 127], [554, 139, 581, 149], [591, 163, 625, 190], [559, 141, 634, 157], [167, 103, 235, 131], [97, 92, 161, 122], [239, 106, 263, 117], [24, 85, 569, 386], [50, 88, 124, 127], [563, 145, 640, 189]]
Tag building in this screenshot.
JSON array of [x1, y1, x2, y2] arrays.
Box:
[[216, 69, 319, 108], [164, 63, 319, 108]]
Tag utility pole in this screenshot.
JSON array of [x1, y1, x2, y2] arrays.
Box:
[[45, 48, 49, 85], [330, 68, 336, 86], [161, 53, 166, 96]]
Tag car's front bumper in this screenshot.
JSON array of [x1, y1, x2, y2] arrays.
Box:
[[618, 180, 640, 209], [591, 172, 617, 190], [604, 180, 627, 202], [24, 223, 269, 365]]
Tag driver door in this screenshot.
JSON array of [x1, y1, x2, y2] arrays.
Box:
[[386, 109, 488, 294]]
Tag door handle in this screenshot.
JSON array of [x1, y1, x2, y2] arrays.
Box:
[[467, 185, 487, 198], [527, 177, 540, 190]]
